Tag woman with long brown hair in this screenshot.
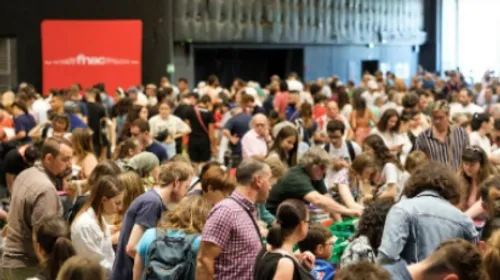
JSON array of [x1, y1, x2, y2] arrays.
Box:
[[71, 128, 98, 180], [350, 97, 376, 145], [110, 171, 145, 245], [71, 176, 124, 273], [459, 146, 493, 219], [267, 126, 299, 167], [295, 102, 318, 152], [332, 153, 378, 211], [132, 195, 212, 280], [363, 134, 408, 200]]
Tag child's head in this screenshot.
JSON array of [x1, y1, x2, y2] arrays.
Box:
[[405, 151, 429, 173], [335, 261, 391, 280], [56, 256, 105, 280], [297, 223, 333, 260], [353, 198, 394, 251], [264, 156, 288, 185]]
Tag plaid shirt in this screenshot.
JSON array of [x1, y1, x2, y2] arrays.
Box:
[[201, 191, 262, 280]]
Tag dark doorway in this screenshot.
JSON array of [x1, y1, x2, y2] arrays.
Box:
[[194, 48, 304, 88], [361, 60, 379, 76]]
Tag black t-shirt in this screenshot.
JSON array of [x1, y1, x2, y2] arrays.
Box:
[[3, 149, 29, 175], [184, 106, 214, 139], [86, 102, 106, 146], [174, 103, 192, 121], [254, 250, 314, 280], [266, 165, 327, 215]]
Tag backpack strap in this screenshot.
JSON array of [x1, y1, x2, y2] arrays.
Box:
[[194, 106, 209, 135], [346, 140, 356, 161]]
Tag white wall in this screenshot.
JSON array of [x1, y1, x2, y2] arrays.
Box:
[[441, 0, 458, 72]]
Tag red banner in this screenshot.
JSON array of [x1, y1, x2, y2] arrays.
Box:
[[41, 20, 142, 96]]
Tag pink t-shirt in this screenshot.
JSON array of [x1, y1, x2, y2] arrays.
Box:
[[274, 91, 289, 116]]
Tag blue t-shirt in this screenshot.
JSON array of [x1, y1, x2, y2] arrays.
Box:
[[68, 114, 88, 131], [224, 112, 251, 155], [136, 228, 201, 264], [146, 141, 168, 163], [111, 190, 166, 280], [311, 259, 335, 280], [383, 260, 412, 280], [14, 114, 36, 143], [286, 105, 299, 122]]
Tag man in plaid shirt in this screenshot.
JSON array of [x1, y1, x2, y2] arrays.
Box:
[[196, 158, 272, 280]]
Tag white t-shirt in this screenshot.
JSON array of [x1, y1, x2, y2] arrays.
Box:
[[327, 141, 362, 163], [341, 104, 353, 121], [449, 103, 484, 120], [371, 128, 412, 164], [31, 98, 51, 123], [469, 131, 492, 155], [378, 163, 409, 200], [325, 141, 362, 188], [136, 92, 148, 106], [148, 114, 189, 138], [361, 91, 382, 107]]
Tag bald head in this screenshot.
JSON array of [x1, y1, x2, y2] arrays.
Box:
[[326, 101, 339, 119], [252, 113, 268, 137]]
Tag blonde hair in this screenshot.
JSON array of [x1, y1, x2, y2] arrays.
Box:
[[405, 151, 429, 173], [483, 225, 500, 280], [56, 256, 105, 280], [264, 156, 288, 180], [113, 171, 144, 226], [157, 161, 194, 187], [71, 128, 94, 162], [157, 195, 211, 234]]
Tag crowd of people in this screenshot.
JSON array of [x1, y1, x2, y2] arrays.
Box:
[[0, 69, 499, 280]]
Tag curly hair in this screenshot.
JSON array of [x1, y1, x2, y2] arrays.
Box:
[[352, 197, 394, 251], [402, 162, 463, 206], [363, 134, 403, 170], [426, 239, 487, 280]]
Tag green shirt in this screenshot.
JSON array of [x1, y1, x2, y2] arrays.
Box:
[[266, 165, 327, 215]]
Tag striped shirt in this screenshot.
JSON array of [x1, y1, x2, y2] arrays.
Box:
[[415, 126, 469, 172]]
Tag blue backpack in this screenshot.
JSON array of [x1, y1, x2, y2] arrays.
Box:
[[143, 230, 198, 280]]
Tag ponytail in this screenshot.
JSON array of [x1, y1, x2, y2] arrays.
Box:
[[47, 237, 76, 280], [267, 224, 285, 248], [266, 199, 308, 249]]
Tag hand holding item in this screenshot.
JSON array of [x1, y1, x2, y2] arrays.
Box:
[[298, 251, 315, 271]]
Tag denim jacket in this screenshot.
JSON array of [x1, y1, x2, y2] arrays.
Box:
[[378, 190, 478, 264]]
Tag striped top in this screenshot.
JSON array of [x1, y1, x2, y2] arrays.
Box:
[[415, 126, 469, 172]]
